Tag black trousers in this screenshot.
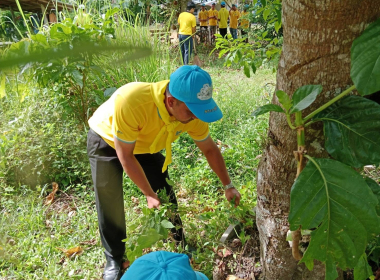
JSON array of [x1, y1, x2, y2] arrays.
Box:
[[219, 28, 227, 38], [87, 129, 184, 260]]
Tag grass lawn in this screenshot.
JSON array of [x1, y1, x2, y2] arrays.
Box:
[[0, 60, 276, 279]]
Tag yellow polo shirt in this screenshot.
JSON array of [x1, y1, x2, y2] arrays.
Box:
[[240, 11, 249, 29], [218, 8, 229, 28], [178, 12, 196, 35], [229, 10, 240, 29], [208, 9, 218, 26], [198, 10, 208, 27], [88, 81, 209, 156]]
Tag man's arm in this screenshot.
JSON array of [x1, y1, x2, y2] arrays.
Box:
[[113, 137, 160, 208], [195, 136, 241, 206]]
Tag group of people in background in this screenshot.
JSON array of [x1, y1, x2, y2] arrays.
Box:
[[198, 2, 250, 41], [178, 2, 250, 65]]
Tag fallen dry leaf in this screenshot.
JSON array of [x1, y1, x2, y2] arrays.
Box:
[[57, 256, 66, 265], [44, 182, 59, 205], [231, 238, 242, 248], [201, 206, 215, 213], [213, 246, 233, 258], [57, 246, 83, 258], [79, 239, 97, 246], [131, 196, 139, 206]]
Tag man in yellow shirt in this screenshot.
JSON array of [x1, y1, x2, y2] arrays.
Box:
[[208, 3, 218, 43], [178, 3, 196, 65], [240, 4, 250, 42], [198, 3, 209, 43], [229, 4, 240, 40], [218, 1, 229, 38], [87, 66, 241, 280]]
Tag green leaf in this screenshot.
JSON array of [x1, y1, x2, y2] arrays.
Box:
[[262, 31, 268, 38], [351, 18, 380, 96], [275, 7, 282, 24], [289, 157, 380, 276], [275, 21, 282, 33], [251, 62, 257, 74], [315, 95, 380, 168], [263, 9, 270, 21], [243, 63, 250, 78], [289, 85, 322, 113], [276, 90, 292, 111], [70, 70, 83, 88], [252, 104, 284, 117], [354, 253, 373, 280], [165, 178, 174, 186], [160, 220, 175, 229], [137, 228, 162, 248], [365, 177, 380, 216], [0, 74, 5, 98], [105, 7, 120, 19]]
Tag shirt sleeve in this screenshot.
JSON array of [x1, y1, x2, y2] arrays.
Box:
[[112, 94, 140, 144], [192, 15, 196, 27], [187, 120, 209, 142]]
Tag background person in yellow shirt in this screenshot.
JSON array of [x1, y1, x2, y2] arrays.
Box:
[[208, 3, 218, 44], [229, 4, 240, 40], [218, 1, 229, 38], [87, 65, 241, 280], [178, 3, 196, 65], [240, 4, 250, 43], [198, 3, 209, 43]]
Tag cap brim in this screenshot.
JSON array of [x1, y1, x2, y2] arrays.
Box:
[[195, 271, 209, 280], [186, 98, 223, 123]]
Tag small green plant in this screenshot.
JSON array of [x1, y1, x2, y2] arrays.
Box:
[[252, 18, 380, 279], [211, 35, 257, 78], [122, 189, 179, 263]]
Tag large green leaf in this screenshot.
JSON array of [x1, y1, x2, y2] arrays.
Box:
[[276, 90, 292, 111], [289, 157, 380, 279], [289, 85, 323, 113], [365, 177, 380, 216], [314, 95, 380, 168], [252, 104, 284, 117], [351, 18, 380, 96]]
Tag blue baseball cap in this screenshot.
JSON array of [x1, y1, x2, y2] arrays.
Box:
[[221, 1, 226, 6], [169, 66, 223, 123], [244, 4, 249, 8], [201, 3, 205, 6], [121, 251, 209, 280]]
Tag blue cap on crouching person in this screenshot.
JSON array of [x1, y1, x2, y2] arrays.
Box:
[[221, 1, 226, 6], [169, 65, 223, 123], [121, 251, 209, 280], [202, 3, 205, 6]]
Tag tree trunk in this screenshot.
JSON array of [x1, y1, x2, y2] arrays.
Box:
[[256, 1, 380, 279]]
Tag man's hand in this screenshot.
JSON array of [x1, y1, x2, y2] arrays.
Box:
[[146, 193, 161, 209], [225, 188, 241, 207]]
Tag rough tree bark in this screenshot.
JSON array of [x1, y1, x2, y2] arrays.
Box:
[[256, 1, 380, 279]]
